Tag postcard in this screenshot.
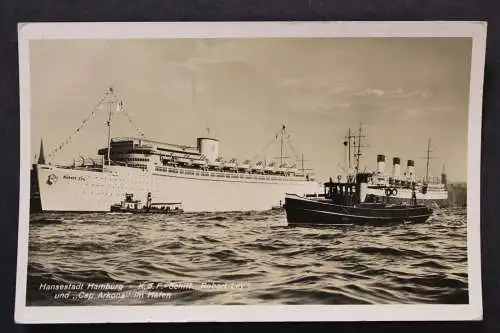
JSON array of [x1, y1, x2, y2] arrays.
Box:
[[15, 21, 486, 323]]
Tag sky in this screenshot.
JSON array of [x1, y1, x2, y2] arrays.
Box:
[[30, 37, 472, 183]]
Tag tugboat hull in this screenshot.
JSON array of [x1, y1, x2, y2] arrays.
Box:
[[109, 205, 183, 214], [284, 194, 433, 226]]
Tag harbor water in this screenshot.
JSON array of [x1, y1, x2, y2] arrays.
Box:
[[26, 208, 468, 305]]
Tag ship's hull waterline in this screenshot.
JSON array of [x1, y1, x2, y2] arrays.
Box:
[[32, 164, 323, 213]]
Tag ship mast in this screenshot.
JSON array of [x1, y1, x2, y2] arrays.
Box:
[[425, 138, 432, 184], [348, 128, 351, 169], [105, 87, 114, 166], [280, 124, 285, 166], [273, 124, 289, 167], [344, 127, 357, 178], [353, 122, 366, 178]]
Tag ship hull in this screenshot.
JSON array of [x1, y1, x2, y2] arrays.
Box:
[[365, 187, 449, 208], [284, 194, 433, 226], [34, 164, 322, 213]]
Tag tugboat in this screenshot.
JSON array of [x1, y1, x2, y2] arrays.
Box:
[[284, 124, 433, 226], [110, 192, 183, 214]]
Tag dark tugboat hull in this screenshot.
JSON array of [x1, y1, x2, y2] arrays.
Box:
[[284, 194, 433, 226]]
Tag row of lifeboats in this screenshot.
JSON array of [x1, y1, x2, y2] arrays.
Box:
[[160, 155, 304, 176]]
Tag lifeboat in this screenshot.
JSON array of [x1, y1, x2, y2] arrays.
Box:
[[224, 158, 238, 171], [161, 154, 175, 165], [209, 157, 224, 170], [238, 159, 251, 172], [265, 162, 276, 174], [175, 153, 192, 166], [287, 164, 298, 176], [192, 157, 208, 168], [251, 161, 264, 174], [277, 163, 288, 175]]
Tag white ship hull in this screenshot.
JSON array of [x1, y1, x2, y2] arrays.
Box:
[[365, 187, 449, 207], [33, 164, 322, 212]]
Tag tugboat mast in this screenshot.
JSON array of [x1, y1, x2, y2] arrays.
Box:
[[343, 127, 357, 181], [353, 122, 366, 179], [424, 138, 432, 184], [348, 128, 351, 170]]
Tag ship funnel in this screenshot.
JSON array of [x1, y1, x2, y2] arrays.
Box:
[[197, 137, 219, 164], [407, 160, 415, 181], [441, 164, 447, 186], [376, 154, 385, 174], [392, 157, 401, 179]]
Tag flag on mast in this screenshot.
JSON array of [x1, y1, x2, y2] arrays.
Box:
[[116, 100, 123, 112]]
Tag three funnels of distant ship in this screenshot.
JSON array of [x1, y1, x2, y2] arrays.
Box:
[[365, 152, 449, 206]]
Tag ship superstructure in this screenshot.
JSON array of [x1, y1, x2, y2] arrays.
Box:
[[30, 88, 322, 213]]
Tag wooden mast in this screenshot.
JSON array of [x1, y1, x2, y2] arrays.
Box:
[[425, 138, 432, 184]]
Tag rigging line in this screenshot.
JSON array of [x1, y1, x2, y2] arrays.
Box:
[[250, 127, 284, 162], [47, 96, 106, 159], [120, 105, 147, 139], [284, 133, 300, 161]]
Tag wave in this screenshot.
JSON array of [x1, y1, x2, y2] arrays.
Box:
[[26, 207, 469, 305]]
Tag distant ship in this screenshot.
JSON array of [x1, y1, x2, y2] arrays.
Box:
[[30, 87, 322, 213], [336, 125, 449, 208]]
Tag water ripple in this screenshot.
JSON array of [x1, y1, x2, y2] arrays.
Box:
[[26, 207, 468, 305]]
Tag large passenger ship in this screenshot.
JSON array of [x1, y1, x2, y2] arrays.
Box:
[[30, 88, 322, 213]]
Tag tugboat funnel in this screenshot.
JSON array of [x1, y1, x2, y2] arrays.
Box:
[[356, 173, 370, 203]]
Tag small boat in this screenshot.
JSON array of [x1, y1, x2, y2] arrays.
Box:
[[285, 173, 433, 226], [270, 200, 285, 212], [110, 192, 184, 214]]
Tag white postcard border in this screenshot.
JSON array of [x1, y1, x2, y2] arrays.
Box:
[[15, 21, 487, 323]]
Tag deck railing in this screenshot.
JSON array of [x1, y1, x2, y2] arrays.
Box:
[[153, 165, 307, 182]]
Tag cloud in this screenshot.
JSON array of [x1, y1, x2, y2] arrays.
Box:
[[354, 88, 434, 99], [355, 88, 386, 97], [397, 90, 433, 98], [332, 103, 352, 109], [282, 77, 304, 87], [405, 109, 419, 117]]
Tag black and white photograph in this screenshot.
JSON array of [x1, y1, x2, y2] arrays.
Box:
[[15, 21, 486, 323]]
